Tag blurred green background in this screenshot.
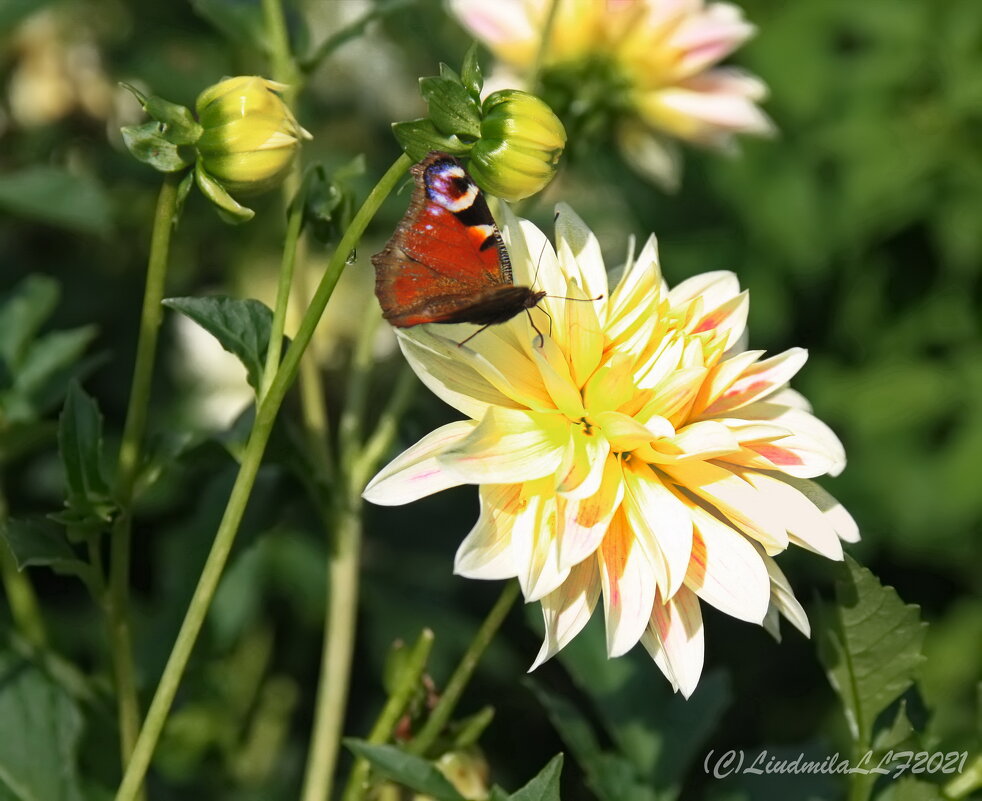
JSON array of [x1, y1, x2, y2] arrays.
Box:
[[0, 0, 979, 799]]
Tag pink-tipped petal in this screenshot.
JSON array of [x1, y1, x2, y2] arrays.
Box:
[[364, 421, 477, 506], [642, 586, 705, 698]]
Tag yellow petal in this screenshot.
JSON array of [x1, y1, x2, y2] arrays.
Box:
[[439, 407, 568, 484], [558, 454, 623, 569]]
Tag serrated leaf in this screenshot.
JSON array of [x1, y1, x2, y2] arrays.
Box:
[[0, 275, 59, 369], [507, 754, 563, 801], [873, 700, 918, 752], [162, 296, 273, 391], [0, 651, 86, 801], [0, 518, 85, 575], [392, 119, 471, 162], [58, 383, 112, 520], [0, 166, 112, 235], [343, 741, 467, 801], [816, 555, 927, 746], [420, 76, 482, 138]]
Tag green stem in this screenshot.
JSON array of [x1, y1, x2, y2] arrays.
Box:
[[300, 363, 416, 801], [111, 173, 180, 787], [300, 498, 363, 801], [341, 629, 435, 801], [113, 153, 411, 801], [407, 580, 520, 757], [529, 0, 562, 90], [338, 309, 381, 466], [261, 0, 300, 95], [259, 194, 304, 402], [352, 367, 416, 492], [0, 487, 47, 649]]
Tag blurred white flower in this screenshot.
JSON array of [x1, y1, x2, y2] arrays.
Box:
[[450, 0, 775, 189]]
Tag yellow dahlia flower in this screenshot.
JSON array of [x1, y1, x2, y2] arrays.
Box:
[[450, 0, 775, 189], [364, 206, 857, 696]]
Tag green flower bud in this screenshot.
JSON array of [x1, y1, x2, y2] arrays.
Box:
[[467, 89, 566, 202], [195, 76, 311, 196]]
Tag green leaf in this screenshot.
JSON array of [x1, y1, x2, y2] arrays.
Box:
[[0, 651, 86, 801], [392, 119, 471, 162], [507, 754, 563, 801], [342, 741, 467, 801], [460, 43, 484, 101], [16, 328, 98, 401], [58, 383, 112, 522], [0, 275, 59, 369], [529, 682, 654, 801], [816, 555, 928, 747], [0, 518, 84, 574], [874, 775, 947, 801], [190, 0, 267, 51], [121, 122, 196, 173], [420, 76, 482, 138], [142, 97, 202, 145], [0, 167, 112, 235], [162, 296, 273, 391], [194, 164, 255, 223]]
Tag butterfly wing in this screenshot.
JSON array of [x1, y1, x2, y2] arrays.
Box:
[[372, 152, 516, 327]]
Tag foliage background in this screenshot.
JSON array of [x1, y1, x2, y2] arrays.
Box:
[[0, 0, 979, 799]]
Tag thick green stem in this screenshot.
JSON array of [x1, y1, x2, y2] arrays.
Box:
[[408, 580, 520, 757], [113, 153, 411, 801], [300, 363, 416, 801], [300, 499, 363, 801], [111, 174, 180, 787], [261, 0, 300, 95], [341, 629, 435, 801], [0, 488, 47, 649]]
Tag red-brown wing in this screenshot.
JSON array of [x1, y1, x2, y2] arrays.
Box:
[[372, 153, 514, 326]]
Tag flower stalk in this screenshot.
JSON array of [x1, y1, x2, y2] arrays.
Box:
[[111, 172, 181, 787], [407, 580, 520, 757], [113, 153, 412, 801]]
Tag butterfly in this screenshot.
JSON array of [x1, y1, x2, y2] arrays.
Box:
[[371, 151, 546, 330]]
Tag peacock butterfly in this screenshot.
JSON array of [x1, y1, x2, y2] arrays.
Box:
[[371, 151, 546, 329]]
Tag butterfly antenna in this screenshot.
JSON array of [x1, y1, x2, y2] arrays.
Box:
[[544, 293, 605, 302], [457, 323, 493, 348]]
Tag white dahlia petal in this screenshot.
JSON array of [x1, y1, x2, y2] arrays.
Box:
[[454, 483, 523, 580], [642, 587, 705, 698], [531, 557, 601, 670], [363, 421, 477, 506], [599, 509, 658, 657], [686, 503, 769, 623], [558, 455, 623, 569], [622, 462, 693, 598]]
